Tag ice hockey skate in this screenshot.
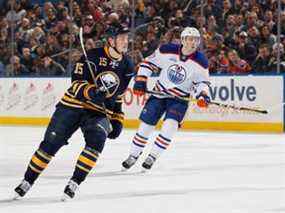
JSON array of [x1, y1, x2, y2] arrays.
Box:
[[61, 180, 79, 201], [121, 155, 140, 171], [14, 179, 32, 199], [141, 154, 157, 172]]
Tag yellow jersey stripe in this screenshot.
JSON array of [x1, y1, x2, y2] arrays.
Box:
[[62, 95, 83, 105], [78, 155, 96, 168], [32, 156, 48, 169], [60, 100, 83, 108]]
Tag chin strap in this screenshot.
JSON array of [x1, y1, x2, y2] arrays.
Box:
[[107, 37, 122, 57]]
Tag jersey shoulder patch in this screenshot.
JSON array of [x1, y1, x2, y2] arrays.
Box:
[[159, 43, 180, 55], [191, 51, 208, 69]]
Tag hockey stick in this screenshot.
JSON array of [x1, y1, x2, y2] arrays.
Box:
[[146, 90, 268, 114], [79, 27, 113, 132], [50, 49, 75, 58], [208, 101, 268, 114]]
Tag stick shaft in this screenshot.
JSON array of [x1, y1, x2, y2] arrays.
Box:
[[146, 90, 268, 114], [79, 27, 113, 130]]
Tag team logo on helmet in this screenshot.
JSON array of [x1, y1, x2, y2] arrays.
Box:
[[96, 71, 120, 98], [167, 64, 186, 85]]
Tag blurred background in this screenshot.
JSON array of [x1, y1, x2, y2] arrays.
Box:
[[0, 0, 284, 77]]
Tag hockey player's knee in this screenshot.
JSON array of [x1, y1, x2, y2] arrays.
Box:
[[85, 130, 106, 153], [160, 119, 178, 139], [82, 117, 111, 153], [39, 131, 68, 156], [137, 122, 155, 137]]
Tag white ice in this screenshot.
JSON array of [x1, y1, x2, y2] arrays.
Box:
[[0, 126, 285, 213]]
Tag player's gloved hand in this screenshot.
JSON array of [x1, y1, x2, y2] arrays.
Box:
[[108, 112, 124, 139], [108, 119, 123, 139], [133, 75, 147, 96], [196, 91, 210, 108], [92, 87, 107, 105]]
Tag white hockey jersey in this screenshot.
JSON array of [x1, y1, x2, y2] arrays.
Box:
[[137, 43, 210, 99]]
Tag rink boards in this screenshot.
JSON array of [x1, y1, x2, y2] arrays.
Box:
[[0, 76, 283, 132]]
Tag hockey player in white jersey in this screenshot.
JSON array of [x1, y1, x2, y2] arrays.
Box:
[[122, 27, 211, 171]]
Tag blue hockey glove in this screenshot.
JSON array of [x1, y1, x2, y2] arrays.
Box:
[[84, 85, 107, 105], [108, 119, 123, 139], [108, 112, 124, 139], [92, 89, 107, 104], [133, 76, 147, 96], [196, 91, 210, 108]]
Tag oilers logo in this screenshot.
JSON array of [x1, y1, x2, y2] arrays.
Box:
[[167, 64, 186, 84], [96, 71, 120, 98]]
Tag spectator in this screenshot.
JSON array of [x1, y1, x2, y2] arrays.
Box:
[[20, 47, 35, 73], [240, 11, 262, 31], [268, 43, 285, 73], [235, 31, 257, 64], [6, 55, 30, 76], [252, 44, 272, 73], [247, 26, 261, 48], [209, 48, 229, 74], [272, 11, 285, 35], [73, 2, 82, 27], [34, 56, 65, 76], [44, 8, 57, 31], [221, 0, 235, 27], [263, 9, 275, 31], [206, 15, 219, 35], [82, 15, 96, 39], [32, 4, 44, 25], [227, 49, 251, 74], [45, 33, 60, 56]]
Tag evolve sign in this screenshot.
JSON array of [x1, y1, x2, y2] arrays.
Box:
[[209, 78, 257, 102]]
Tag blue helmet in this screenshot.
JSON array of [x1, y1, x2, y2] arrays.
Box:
[[105, 22, 130, 38]]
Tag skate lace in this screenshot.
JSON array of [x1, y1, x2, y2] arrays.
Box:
[[20, 180, 31, 192], [68, 180, 78, 192]]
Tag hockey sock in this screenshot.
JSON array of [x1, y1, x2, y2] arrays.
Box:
[[149, 119, 178, 158], [24, 149, 52, 185], [71, 147, 99, 185], [129, 122, 155, 157]]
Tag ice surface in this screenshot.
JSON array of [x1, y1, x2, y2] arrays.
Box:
[[0, 126, 284, 213]]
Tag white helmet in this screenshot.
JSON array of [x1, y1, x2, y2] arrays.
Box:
[[180, 27, 201, 50]]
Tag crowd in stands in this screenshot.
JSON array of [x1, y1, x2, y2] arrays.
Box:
[[0, 0, 285, 77]]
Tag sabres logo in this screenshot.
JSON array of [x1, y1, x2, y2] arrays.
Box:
[[167, 64, 186, 84], [96, 71, 120, 98]]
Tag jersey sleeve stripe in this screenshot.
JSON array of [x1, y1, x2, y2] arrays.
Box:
[[139, 64, 154, 72]]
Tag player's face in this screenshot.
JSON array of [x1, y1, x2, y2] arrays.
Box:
[[181, 36, 199, 52], [115, 33, 129, 53]]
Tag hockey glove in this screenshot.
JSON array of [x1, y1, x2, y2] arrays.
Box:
[[92, 89, 108, 104], [108, 112, 124, 139], [196, 91, 210, 108], [133, 75, 147, 96], [108, 119, 123, 139]]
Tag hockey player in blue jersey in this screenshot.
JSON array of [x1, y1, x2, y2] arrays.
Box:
[[122, 27, 211, 171], [14, 23, 135, 200]]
